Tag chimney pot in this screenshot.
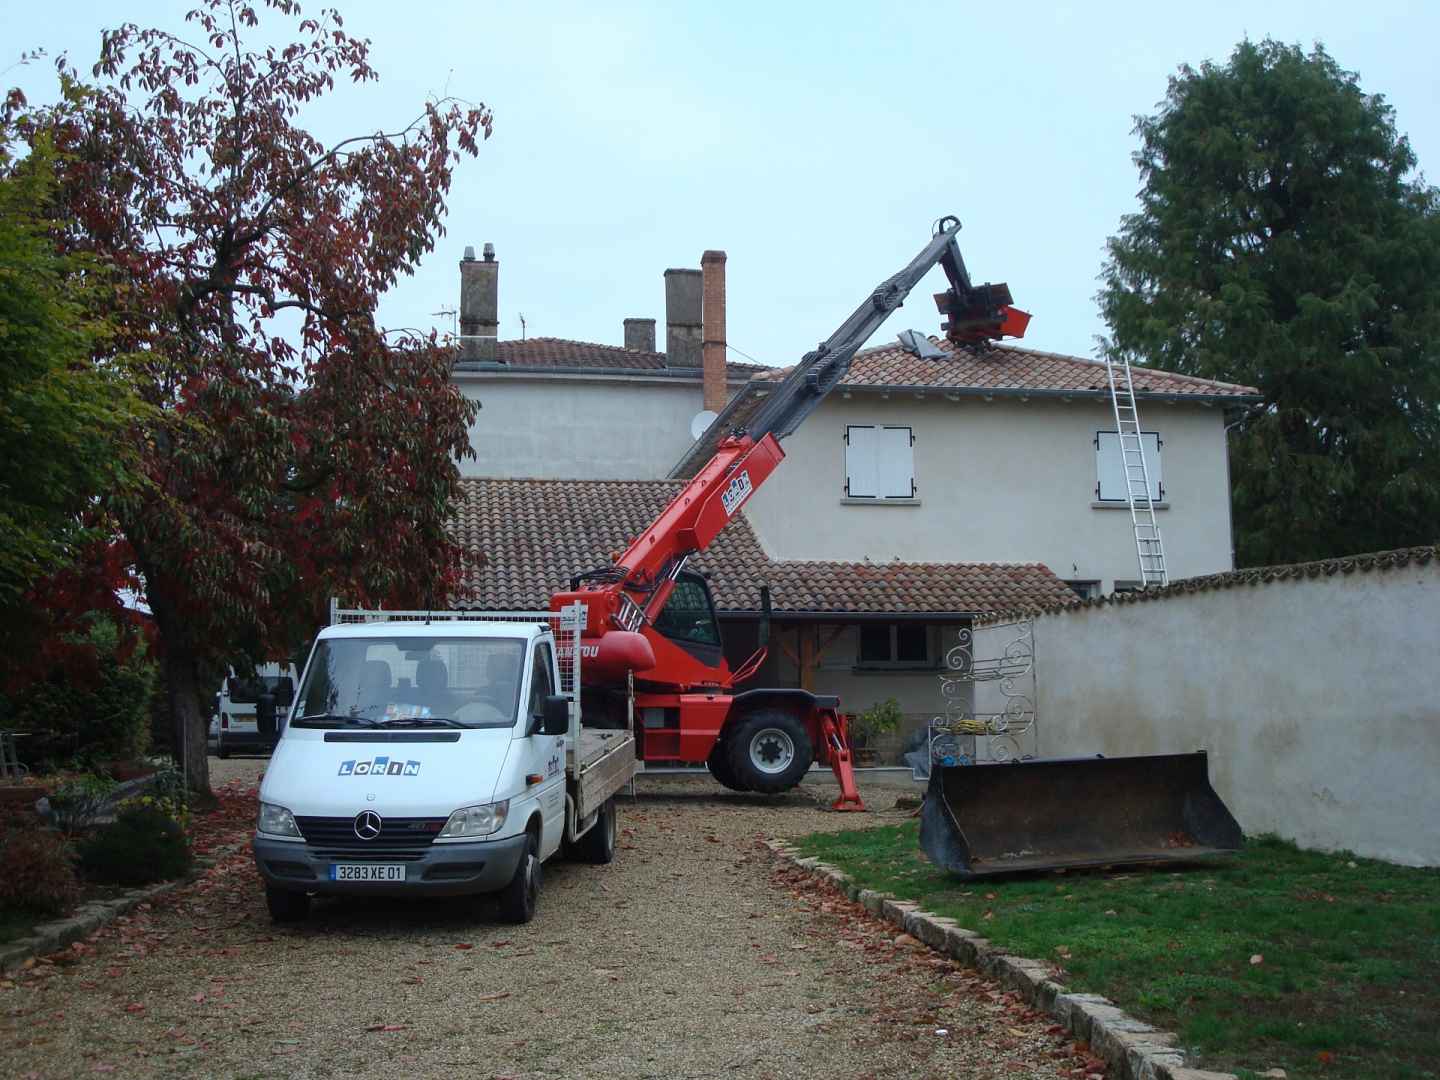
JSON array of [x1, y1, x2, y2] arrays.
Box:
[[664, 267, 703, 367], [463, 245, 476, 261], [482, 242, 495, 262], [624, 317, 657, 353]]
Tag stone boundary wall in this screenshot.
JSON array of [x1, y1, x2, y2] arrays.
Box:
[[999, 549, 1439, 866]]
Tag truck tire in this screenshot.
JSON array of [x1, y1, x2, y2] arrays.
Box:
[[498, 831, 541, 924], [726, 709, 813, 794], [706, 741, 752, 792], [265, 885, 310, 923], [216, 737, 230, 760], [574, 797, 617, 864]]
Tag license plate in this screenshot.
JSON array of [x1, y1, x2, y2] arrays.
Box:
[[329, 863, 406, 882]]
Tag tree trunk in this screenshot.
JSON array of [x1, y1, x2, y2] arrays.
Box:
[[152, 611, 212, 797]]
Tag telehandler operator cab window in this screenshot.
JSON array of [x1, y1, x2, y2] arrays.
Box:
[[653, 572, 722, 648]]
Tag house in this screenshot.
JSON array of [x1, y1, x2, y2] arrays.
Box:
[[445, 241, 1261, 754], [673, 336, 1263, 596]]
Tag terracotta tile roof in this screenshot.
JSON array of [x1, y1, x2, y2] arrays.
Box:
[[671, 337, 1261, 478], [984, 545, 1439, 622], [452, 478, 1077, 616], [470, 336, 761, 377], [751, 336, 1261, 399]]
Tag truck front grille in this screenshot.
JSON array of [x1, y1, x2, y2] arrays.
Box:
[[294, 815, 445, 849]]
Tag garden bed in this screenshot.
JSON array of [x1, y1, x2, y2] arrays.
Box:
[[795, 821, 1440, 1080]]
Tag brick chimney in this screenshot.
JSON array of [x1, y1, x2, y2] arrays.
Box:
[[663, 267, 702, 367], [459, 242, 498, 362], [623, 317, 657, 352], [701, 250, 728, 412]]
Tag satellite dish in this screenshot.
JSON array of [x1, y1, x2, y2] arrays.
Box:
[[690, 410, 719, 440]]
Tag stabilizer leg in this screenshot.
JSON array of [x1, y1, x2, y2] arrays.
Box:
[[818, 710, 865, 811]]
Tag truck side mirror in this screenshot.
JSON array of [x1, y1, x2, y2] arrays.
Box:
[[541, 695, 569, 736], [256, 692, 278, 745]]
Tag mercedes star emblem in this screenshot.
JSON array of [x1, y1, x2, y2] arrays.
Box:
[[353, 809, 383, 841]]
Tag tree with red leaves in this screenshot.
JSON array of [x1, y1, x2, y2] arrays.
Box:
[[7, 1, 490, 792]]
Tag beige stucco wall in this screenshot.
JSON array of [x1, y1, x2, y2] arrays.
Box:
[[744, 394, 1237, 591], [454, 373, 717, 480], [1020, 562, 1440, 866]]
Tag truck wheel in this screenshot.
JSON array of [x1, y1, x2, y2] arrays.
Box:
[[498, 831, 541, 924], [706, 741, 751, 792], [265, 885, 310, 923], [216, 737, 230, 760], [575, 798, 617, 864], [726, 709, 813, 794]]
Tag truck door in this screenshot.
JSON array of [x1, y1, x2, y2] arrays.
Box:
[[526, 638, 567, 859]]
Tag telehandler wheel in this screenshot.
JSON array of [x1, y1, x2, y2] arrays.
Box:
[[265, 885, 311, 923], [726, 709, 813, 795], [499, 831, 541, 924], [575, 797, 617, 865], [706, 741, 752, 792]]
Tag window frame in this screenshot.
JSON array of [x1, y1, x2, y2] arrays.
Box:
[[1094, 429, 1164, 503], [844, 424, 916, 500], [854, 622, 936, 671]]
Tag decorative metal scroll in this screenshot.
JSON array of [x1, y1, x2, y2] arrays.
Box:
[[925, 619, 1038, 773]]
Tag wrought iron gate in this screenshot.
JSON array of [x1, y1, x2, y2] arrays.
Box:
[[923, 619, 1038, 775]]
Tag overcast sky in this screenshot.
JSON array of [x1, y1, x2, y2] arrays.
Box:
[[9, 1, 1440, 367]]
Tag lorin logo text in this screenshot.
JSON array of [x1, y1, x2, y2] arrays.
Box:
[[338, 756, 420, 777], [721, 470, 753, 517]]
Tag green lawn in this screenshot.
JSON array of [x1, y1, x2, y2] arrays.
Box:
[[795, 823, 1440, 1080]]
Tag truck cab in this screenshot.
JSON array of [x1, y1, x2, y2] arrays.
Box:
[[253, 610, 636, 924]]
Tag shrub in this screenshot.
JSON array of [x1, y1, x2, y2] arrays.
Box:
[[79, 803, 191, 886], [852, 698, 905, 747], [1, 614, 157, 766], [0, 828, 81, 915]]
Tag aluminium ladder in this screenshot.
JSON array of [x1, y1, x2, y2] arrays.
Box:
[[1103, 355, 1169, 587]]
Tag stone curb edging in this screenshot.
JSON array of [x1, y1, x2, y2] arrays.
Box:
[[0, 840, 249, 977], [765, 840, 1237, 1080]]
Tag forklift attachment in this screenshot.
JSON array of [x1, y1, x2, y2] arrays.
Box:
[[920, 752, 1241, 879]]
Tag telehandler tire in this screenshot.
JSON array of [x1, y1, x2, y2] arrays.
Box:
[[575, 797, 617, 864], [499, 831, 541, 924], [706, 740, 752, 792], [726, 709, 813, 794]]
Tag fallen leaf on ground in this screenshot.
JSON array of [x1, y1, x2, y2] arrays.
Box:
[[476, 991, 511, 1003], [365, 1023, 406, 1032]]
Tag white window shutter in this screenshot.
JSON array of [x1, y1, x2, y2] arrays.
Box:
[[1096, 431, 1162, 501], [878, 427, 914, 497], [845, 426, 879, 497]]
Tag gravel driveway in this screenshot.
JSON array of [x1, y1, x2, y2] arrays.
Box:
[[0, 761, 1084, 1079]]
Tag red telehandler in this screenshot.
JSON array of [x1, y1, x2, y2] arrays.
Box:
[[549, 217, 1029, 810]]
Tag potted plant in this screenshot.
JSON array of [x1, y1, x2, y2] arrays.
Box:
[[850, 698, 904, 767]]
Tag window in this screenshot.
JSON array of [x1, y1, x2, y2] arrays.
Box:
[[1063, 580, 1102, 600], [1095, 430, 1163, 502], [653, 576, 722, 646], [1112, 580, 1143, 594], [845, 425, 915, 499], [527, 642, 554, 721], [857, 623, 932, 668]]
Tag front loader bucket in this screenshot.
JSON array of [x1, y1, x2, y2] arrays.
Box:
[[920, 752, 1241, 879]]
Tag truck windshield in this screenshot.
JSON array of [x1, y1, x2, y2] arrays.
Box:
[[291, 636, 526, 729]]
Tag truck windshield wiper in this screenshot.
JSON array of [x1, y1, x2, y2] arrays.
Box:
[[291, 714, 363, 728], [376, 717, 467, 729]]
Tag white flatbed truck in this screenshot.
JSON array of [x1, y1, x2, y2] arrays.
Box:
[[252, 604, 639, 923]]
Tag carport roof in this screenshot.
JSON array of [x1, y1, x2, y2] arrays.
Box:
[[452, 478, 1077, 617]]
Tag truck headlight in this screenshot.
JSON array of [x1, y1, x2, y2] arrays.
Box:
[[257, 802, 302, 838], [438, 800, 509, 839]]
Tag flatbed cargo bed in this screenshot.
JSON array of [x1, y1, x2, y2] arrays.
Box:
[[570, 726, 640, 821]]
